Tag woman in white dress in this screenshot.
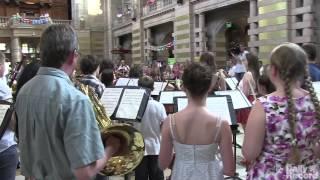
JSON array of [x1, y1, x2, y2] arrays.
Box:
[[159, 63, 235, 180]]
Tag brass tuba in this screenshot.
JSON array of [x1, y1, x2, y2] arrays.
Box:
[[77, 82, 145, 176]]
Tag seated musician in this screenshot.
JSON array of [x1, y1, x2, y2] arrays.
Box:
[[117, 60, 130, 78], [79, 55, 105, 99], [134, 76, 167, 180]]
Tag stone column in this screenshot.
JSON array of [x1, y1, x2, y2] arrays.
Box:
[[11, 37, 21, 65], [199, 13, 205, 29], [199, 13, 206, 52], [174, 2, 192, 63], [249, 0, 258, 54], [107, 0, 114, 59], [145, 28, 152, 64]]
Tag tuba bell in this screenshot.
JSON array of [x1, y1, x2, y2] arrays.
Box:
[[76, 81, 145, 176]]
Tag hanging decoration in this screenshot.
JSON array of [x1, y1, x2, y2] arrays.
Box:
[[147, 0, 156, 5], [9, 13, 52, 25], [146, 41, 175, 52]]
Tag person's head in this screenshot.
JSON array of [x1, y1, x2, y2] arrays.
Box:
[[182, 62, 212, 98], [40, 24, 79, 75], [138, 76, 154, 91], [269, 43, 306, 86], [79, 55, 101, 76], [257, 65, 275, 95], [240, 43, 246, 52], [199, 52, 217, 73], [229, 42, 241, 56], [142, 65, 150, 76], [100, 58, 114, 74], [244, 53, 260, 81], [302, 43, 317, 62], [100, 69, 114, 87], [15, 61, 41, 100], [129, 64, 143, 78], [120, 60, 125, 66], [269, 43, 320, 164], [0, 52, 6, 77]]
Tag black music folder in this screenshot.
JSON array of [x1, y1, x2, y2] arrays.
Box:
[[159, 91, 186, 104], [215, 90, 252, 109], [100, 87, 149, 122], [173, 95, 237, 125]]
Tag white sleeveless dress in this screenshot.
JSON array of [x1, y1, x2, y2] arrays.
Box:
[[169, 115, 224, 180]]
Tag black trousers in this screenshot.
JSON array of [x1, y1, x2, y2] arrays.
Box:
[[135, 155, 164, 180]]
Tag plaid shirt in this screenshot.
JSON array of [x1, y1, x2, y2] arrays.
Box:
[[79, 75, 105, 99]]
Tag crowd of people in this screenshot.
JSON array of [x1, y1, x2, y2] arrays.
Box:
[[0, 24, 320, 180]]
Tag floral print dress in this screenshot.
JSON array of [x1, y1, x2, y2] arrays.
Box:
[[247, 95, 320, 180]]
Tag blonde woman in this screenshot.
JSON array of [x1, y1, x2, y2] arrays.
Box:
[[243, 43, 320, 179]]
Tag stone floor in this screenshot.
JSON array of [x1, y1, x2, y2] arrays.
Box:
[[16, 129, 246, 180]]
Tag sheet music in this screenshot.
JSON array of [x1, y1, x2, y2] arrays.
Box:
[[159, 91, 186, 104], [115, 78, 130, 86], [0, 104, 10, 126], [225, 78, 238, 90], [116, 89, 145, 119], [100, 88, 123, 116], [177, 97, 232, 125], [215, 90, 251, 109], [151, 82, 166, 96], [127, 79, 139, 86], [312, 82, 320, 99]]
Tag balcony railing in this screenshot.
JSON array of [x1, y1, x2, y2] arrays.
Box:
[[113, 14, 132, 27], [52, 19, 72, 25], [143, 0, 176, 16], [0, 17, 9, 28], [0, 16, 72, 29]]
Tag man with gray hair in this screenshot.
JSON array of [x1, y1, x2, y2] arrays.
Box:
[[15, 24, 119, 180]]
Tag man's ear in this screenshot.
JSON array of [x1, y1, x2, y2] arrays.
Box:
[[66, 51, 78, 65]]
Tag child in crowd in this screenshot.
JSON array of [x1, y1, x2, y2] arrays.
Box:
[[134, 76, 167, 180]]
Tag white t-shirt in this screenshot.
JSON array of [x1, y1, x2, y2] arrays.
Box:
[[0, 78, 16, 153], [228, 65, 236, 77], [234, 51, 249, 73], [134, 98, 167, 156]]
